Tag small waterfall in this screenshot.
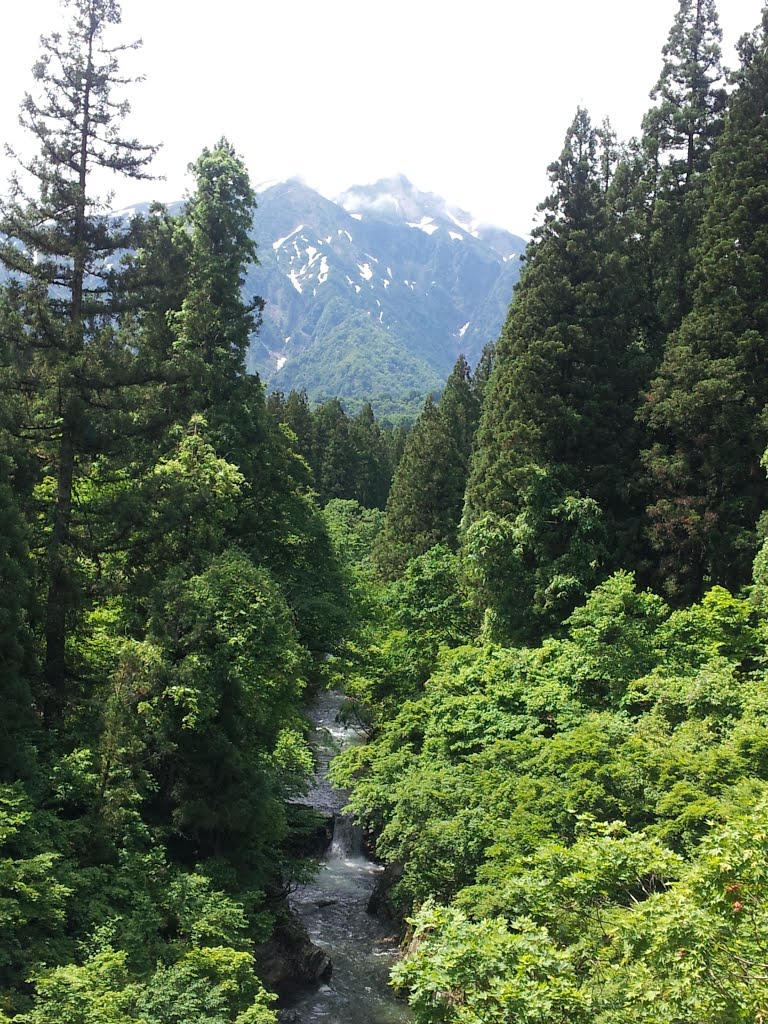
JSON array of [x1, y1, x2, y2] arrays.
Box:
[[281, 691, 410, 1024]]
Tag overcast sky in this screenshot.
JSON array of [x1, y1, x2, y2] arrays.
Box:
[[1, 0, 764, 234]]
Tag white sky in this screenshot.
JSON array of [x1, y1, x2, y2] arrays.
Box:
[[1, 0, 764, 235]]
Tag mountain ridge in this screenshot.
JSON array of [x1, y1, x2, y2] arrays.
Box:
[[244, 175, 526, 415]]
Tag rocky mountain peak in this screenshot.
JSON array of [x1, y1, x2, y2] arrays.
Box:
[[243, 178, 527, 417], [336, 175, 480, 238]]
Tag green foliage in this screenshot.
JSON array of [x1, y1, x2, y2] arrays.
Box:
[[394, 798, 768, 1023], [640, 8, 768, 600], [269, 310, 443, 422], [323, 499, 385, 576], [0, 8, 356, 1018], [4, 4, 768, 1024], [16, 947, 277, 1024], [0, 454, 37, 780], [337, 568, 768, 987], [388, 546, 477, 656], [463, 478, 608, 643], [375, 356, 480, 578], [333, 558, 768, 1023], [134, 948, 277, 1024], [393, 902, 581, 1024], [0, 786, 72, 1004], [310, 399, 357, 503], [137, 548, 307, 881], [641, 0, 727, 335], [464, 109, 647, 642], [0, 0, 158, 719]]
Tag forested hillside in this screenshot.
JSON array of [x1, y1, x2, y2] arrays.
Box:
[[328, 2, 768, 1021], [0, 3, 365, 1020], [3, 0, 768, 1023]]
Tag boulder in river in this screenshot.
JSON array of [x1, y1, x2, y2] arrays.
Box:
[[255, 908, 332, 993], [285, 803, 334, 858], [367, 861, 405, 923]]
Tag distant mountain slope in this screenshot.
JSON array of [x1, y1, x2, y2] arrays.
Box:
[[272, 310, 444, 419], [1, 178, 525, 418], [245, 176, 526, 412]]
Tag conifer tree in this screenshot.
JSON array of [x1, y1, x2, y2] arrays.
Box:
[[473, 342, 496, 407], [0, 451, 37, 779], [311, 398, 357, 503], [265, 389, 286, 424], [641, 8, 768, 601], [463, 109, 647, 639], [638, 0, 728, 341], [349, 402, 392, 510], [0, 0, 156, 719], [283, 389, 314, 463], [284, 387, 313, 452], [169, 138, 263, 441], [374, 356, 479, 577]]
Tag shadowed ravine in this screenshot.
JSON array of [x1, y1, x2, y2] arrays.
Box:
[[281, 691, 411, 1024]]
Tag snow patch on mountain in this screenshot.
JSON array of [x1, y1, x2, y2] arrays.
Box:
[[243, 175, 528, 400], [273, 224, 304, 250], [407, 216, 439, 236], [338, 175, 489, 244]]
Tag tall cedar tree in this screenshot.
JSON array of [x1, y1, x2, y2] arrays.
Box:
[[283, 389, 314, 463], [374, 355, 479, 578], [463, 110, 647, 640], [268, 392, 394, 509], [635, 0, 727, 349], [168, 139, 264, 442], [311, 398, 357, 503], [349, 402, 393, 510], [0, 0, 156, 720], [641, 8, 768, 602]]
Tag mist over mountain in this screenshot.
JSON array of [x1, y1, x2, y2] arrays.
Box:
[[244, 175, 526, 415]]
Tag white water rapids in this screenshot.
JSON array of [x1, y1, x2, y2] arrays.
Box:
[[281, 691, 411, 1024]]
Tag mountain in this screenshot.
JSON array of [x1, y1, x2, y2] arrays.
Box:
[[0, 177, 526, 419], [244, 176, 526, 416]]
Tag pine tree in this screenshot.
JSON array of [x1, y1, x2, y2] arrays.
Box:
[[0, 0, 156, 719], [374, 356, 479, 577], [349, 402, 392, 510], [0, 451, 37, 779], [641, 8, 768, 601], [311, 398, 357, 503], [283, 389, 314, 463], [640, 0, 728, 338], [463, 109, 647, 639], [473, 342, 496, 407], [168, 138, 263, 439], [265, 389, 286, 425], [439, 355, 480, 478]]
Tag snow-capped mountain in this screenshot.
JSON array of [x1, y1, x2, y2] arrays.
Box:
[[244, 176, 526, 413], [0, 177, 526, 418], [337, 174, 520, 260]]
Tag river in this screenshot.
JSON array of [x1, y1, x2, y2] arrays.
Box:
[[281, 690, 411, 1024]]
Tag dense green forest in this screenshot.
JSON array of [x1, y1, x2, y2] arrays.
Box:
[[0, 2, 369, 1019], [328, 2, 768, 1021], [3, 0, 768, 1022]]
